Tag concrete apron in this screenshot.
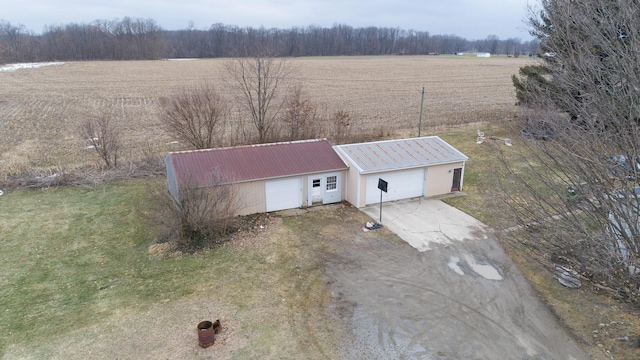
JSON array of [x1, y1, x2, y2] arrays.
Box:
[[362, 198, 505, 281], [362, 197, 488, 252]]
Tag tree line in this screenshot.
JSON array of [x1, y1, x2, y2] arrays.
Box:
[[0, 17, 538, 63]]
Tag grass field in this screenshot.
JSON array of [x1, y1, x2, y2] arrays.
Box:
[[0, 180, 357, 359], [0, 55, 531, 175]]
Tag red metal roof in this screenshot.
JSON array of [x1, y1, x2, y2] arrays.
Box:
[[166, 139, 348, 187]]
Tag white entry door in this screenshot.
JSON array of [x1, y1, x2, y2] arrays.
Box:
[[266, 177, 303, 212], [322, 174, 341, 204], [308, 173, 342, 206], [311, 178, 322, 204], [365, 168, 425, 205]]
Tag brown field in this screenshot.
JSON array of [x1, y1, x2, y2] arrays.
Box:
[[0, 55, 532, 176]]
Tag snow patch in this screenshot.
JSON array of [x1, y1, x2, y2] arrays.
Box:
[[447, 257, 465, 276], [0, 62, 65, 72]]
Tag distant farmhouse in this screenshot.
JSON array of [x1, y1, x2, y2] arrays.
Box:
[[455, 52, 491, 57]]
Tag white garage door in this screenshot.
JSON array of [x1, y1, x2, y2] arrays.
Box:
[[365, 168, 425, 205], [266, 177, 303, 212]]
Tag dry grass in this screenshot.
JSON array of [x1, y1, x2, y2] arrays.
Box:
[[0, 182, 349, 359], [0, 55, 532, 176], [439, 122, 640, 360]]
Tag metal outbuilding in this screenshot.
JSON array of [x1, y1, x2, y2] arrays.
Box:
[[165, 139, 348, 215], [334, 136, 468, 208]]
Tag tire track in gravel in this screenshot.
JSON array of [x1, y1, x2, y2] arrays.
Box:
[[324, 224, 587, 360]]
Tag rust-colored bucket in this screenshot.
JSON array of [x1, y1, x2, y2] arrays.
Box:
[[197, 321, 215, 348]]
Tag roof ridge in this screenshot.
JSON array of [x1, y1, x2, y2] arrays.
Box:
[[336, 135, 439, 148], [168, 138, 329, 155]]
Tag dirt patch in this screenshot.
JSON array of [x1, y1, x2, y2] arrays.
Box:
[[147, 213, 280, 259], [229, 213, 281, 250], [148, 241, 173, 258]]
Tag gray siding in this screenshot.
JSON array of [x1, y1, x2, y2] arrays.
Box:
[[165, 155, 180, 202]]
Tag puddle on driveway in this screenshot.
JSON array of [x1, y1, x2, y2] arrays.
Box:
[[448, 255, 503, 281]]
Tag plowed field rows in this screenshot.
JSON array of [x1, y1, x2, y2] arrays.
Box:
[[0, 56, 532, 173]]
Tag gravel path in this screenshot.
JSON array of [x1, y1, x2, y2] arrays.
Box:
[[325, 200, 587, 359]]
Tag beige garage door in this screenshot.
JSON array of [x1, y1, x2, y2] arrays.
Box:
[[365, 168, 425, 205]]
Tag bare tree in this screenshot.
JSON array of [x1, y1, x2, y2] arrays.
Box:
[[224, 55, 294, 143], [329, 109, 352, 144], [80, 115, 121, 169], [0, 20, 29, 62], [149, 171, 241, 249], [159, 82, 228, 149], [507, 0, 640, 303], [282, 85, 316, 140]]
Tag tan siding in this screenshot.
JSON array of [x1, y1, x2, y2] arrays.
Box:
[[347, 166, 360, 207], [301, 175, 309, 207], [339, 170, 347, 202], [235, 181, 266, 215], [337, 154, 359, 207], [425, 162, 465, 197], [360, 174, 371, 208], [358, 175, 368, 208]]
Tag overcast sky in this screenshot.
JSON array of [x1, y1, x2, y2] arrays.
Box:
[[5, 0, 534, 40]]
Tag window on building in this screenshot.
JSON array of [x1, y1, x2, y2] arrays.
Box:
[[326, 176, 337, 191], [312, 179, 321, 187]]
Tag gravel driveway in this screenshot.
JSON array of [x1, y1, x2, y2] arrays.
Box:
[[325, 198, 587, 359]]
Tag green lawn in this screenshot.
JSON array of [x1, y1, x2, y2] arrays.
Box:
[[0, 182, 204, 352], [0, 180, 347, 359]]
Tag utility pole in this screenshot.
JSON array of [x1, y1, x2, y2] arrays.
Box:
[[418, 87, 425, 137]]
